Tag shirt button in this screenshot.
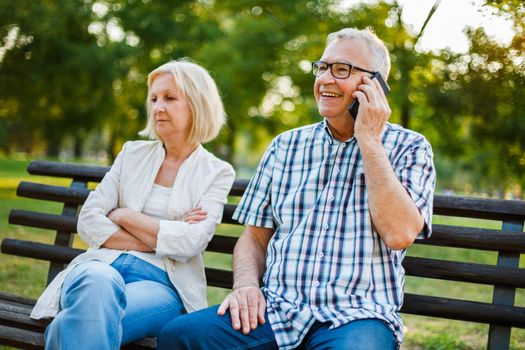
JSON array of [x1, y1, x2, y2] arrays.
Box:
[[335, 168, 340, 173], [329, 196, 335, 201], [312, 306, 318, 311], [314, 281, 320, 287], [319, 252, 324, 258], [323, 224, 329, 230]]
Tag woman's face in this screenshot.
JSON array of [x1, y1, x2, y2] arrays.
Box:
[[149, 73, 193, 143]]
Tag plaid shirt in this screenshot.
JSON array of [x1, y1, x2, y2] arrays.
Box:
[[233, 120, 435, 349]]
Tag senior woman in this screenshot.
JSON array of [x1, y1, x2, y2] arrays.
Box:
[[30, 59, 236, 349]]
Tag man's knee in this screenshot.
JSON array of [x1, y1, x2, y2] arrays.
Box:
[[336, 319, 398, 350], [157, 306, 225, 350], [157, 314, 203, 349]]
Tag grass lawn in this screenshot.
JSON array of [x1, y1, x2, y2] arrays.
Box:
[[0, 157, 524, 349]]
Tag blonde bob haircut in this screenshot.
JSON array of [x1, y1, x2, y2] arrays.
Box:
[[326, 27, 391, 80], [139, 58, 226, 144]]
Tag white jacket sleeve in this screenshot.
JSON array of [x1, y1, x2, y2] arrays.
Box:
[[77, 143, 128, 248], [155, 163, 235, 262]]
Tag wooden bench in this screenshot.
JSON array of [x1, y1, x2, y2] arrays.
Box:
[[1, 160, 524, 349]]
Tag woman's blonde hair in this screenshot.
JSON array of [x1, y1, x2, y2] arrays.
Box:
[[139, 58, 226, 144]]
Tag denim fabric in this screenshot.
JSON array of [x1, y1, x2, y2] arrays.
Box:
[[157, 305, 398, 350], [44, 254, 185, 350]]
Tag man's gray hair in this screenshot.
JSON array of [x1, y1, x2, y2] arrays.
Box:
[[326, 27, 391, 79]]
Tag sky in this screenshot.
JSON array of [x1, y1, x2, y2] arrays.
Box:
[[344, 0, 515, 52]]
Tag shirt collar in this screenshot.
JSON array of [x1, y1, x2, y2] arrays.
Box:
[[321, 119, 355, 145]]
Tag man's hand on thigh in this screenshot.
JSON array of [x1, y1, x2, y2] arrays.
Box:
[[217, 286, 266, 334]]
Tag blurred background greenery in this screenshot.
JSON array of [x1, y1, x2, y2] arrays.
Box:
[[1, 1, 525, 348], [0, 0, 524, 197]]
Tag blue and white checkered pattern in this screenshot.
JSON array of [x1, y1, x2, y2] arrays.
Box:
[[233, 120, 435, 349]]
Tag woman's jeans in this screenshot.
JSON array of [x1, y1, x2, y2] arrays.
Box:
[[44, 254, 185, 350]]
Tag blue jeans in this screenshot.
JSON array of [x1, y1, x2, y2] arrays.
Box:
[[45, 254, 185, 350], [157, 305, 399, 350]]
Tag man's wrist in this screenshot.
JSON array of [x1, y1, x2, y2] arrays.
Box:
[[233, 281, 259, 290]]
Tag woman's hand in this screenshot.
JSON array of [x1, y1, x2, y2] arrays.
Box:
[[182, 207, 207, 224]]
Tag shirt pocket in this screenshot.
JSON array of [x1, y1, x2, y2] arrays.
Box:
[[348, 172, 368, 213]]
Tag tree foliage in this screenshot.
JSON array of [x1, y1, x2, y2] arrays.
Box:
[[0, 0, 523, 195]]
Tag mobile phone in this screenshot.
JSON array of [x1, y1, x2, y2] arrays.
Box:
[[348, 72, 390, 120]]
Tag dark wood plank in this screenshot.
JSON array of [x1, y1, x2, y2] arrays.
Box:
[[27, 160, 248, 197], [206, 235, 237, 254], [17, 182, 90, 205], [0, 292, 36, 307], [229, 179, 250, 197], [433, 194, 525, 221], [1, 239, 83, 264], [9, 210, 77, 233], [416, 224, 525, 252], [222, 204, 239, 224], [28, 160, 109, 183], [0, 325, 44, 349], [401, 293, 525, 327], [205, 267, 233, 289], [488, 220, 524, 349], [403, 256, 525, 287]]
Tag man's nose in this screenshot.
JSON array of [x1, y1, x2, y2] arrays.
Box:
[[317, 68, 336, 83]]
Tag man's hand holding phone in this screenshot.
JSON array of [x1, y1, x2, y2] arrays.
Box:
[[348, 72, 390, 120], [351, 72, 391, 143]]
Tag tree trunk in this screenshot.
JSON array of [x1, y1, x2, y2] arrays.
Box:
[[46, 138, 60, 158], [73, 136, 83, 159], [106, 129, 117, 163]]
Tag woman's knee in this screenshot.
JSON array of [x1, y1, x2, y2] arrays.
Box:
[[61, 261, 125, 308]]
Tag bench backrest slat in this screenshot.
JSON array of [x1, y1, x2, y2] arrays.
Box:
[[9, 210, 77, 232], [28, 161, 109, 182], [434, 195, 525, 221], [17, 182, 89, 205], [404, 256, 525, 287], [419, 224, 525, 251]]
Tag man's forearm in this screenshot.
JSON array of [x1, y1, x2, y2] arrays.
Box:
[[359, 139, 424, 249], [232, 226, 272, 290]]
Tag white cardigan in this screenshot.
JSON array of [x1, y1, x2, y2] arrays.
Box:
[[31, 140, 235, 319]]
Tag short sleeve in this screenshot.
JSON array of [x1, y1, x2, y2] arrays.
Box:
[[393, 137, 436, 239], [233, 140, 277, 229]]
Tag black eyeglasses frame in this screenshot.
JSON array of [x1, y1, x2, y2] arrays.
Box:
[[311, 60, 376, 79]]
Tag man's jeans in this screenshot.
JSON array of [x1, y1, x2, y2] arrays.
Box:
[[157, 304, 399, 350], [45, 254, 185, 350]]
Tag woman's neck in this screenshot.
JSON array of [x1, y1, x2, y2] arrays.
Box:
[[163, 139, 199, 162]]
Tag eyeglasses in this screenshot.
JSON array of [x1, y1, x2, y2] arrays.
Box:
[[311, 61, 376, 79]]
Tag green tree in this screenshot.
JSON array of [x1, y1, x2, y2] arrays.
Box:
[[420, 3, 525, 194], [0, 0, 116, 157]]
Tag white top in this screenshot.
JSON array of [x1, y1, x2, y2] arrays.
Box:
[[31, 140, 235, 319], [128, 183, 172, 271]]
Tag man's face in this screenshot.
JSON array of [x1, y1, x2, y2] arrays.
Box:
[[314, 38, 373, 122]]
